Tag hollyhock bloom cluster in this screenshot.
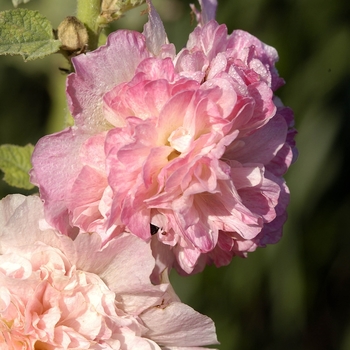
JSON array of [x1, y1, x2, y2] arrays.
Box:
[[31, 0, 297, 274], [0, 194, 217, 349]]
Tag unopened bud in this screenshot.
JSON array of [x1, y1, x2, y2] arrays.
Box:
[[101, 0, 145, 23], [57, 16, 89, 52]]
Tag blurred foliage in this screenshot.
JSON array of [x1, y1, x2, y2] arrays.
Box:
[[0, 0, 350, 349]]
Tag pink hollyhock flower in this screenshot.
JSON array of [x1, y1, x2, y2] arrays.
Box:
[[30, 0, 297, 274], [0, 194, 218, 349]]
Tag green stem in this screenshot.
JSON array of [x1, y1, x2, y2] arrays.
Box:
[[76, 0, 102, 51]]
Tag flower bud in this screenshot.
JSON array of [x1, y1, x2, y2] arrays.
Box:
[[101, 0, 145, 22], [57, 16, 89, 52]]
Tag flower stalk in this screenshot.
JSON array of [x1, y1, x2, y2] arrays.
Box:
[[76, 0, 102, 51]]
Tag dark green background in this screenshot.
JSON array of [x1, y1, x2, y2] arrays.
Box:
[[1, 0, 350, 349]]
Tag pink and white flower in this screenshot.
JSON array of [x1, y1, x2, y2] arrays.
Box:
[[30, 0, 297, 274], [0, 194, 218, 349]]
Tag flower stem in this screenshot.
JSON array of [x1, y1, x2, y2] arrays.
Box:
[[76, 0, 102, 51]]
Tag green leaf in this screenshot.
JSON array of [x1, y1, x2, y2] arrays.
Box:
[[0, 9, 61, 61], [12, 0, 31, 8], [0, 144, 35, 190]]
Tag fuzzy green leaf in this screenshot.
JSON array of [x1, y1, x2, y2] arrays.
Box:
[[0, 144, 35, 190], [0, 9, 61, 61]]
